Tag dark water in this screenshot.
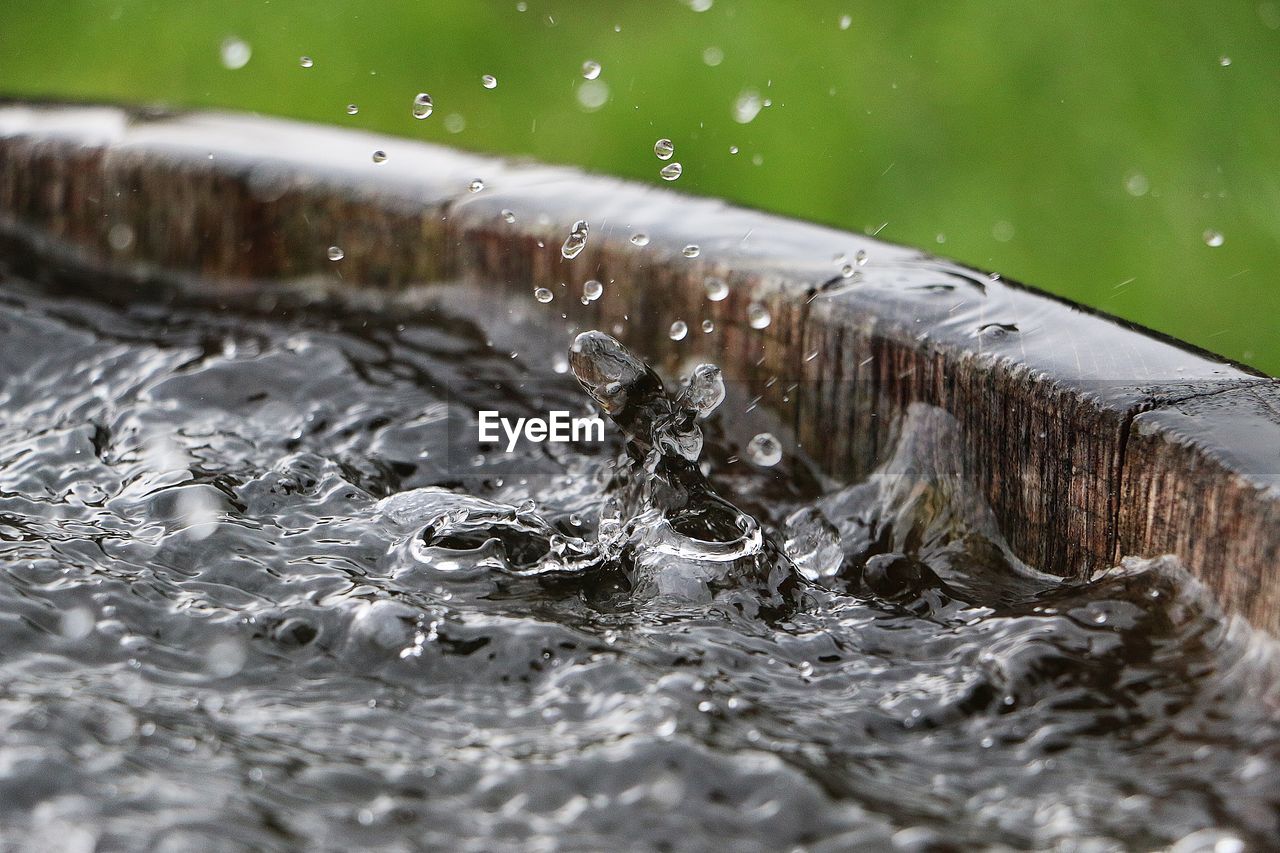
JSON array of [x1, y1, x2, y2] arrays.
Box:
[[0, 277, 1276, 852]]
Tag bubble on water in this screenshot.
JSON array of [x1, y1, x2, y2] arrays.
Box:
[[205, 636, 248, 678], [630, 233, 650, 246], [219, 37, 251, 70], [327, 246, 344, 261], [654, 138, 675, 160], [346, 104, 359, 116], [1219, 55, 1232, 67], [701, 319, 715, 334], [703, 46, 724, 66], [746, 432, 782, 467], [501, 208, 516, 223], [60, 606, 96, 640], [747, 302, 771, 329], [577, 79, 610, 112], [682, 244, 700, 258], [481, 74, 498, 89], [704, 277, 729, 301], [371, 150, 387, 164], [1124, 171, 1149, 197], [685, 363, 725, 416], [562, 219, 589, 259], [444, 113, 466, 133], [1203, 229, 1224, 247], [468, 178, 485, 193], [839, 14, 853, 30], [534, 287, 554, 303], [660, 162, 683, 181], [669, 320, 688, 341], [412, 93, 434, 119], [582, 279, 603, 303], [733, 89, 763, 124], [299, 56, 313, 68], [582, 59, 601, 80]]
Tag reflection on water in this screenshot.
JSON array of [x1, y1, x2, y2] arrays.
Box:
[[0, 279, 1275, 851]]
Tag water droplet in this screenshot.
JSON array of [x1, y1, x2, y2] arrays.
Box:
[[371, 150, 387, 164], [412, 93, 434, 119], [1219, 55, 1232, 67], [747, 302, 771, 329], [840, 264, 855, 278], [582, 59, 601, 80], [1204, 229, 1225, 247], [660, 162, 683, 181], [219, 37, 251, 70], [501, 208, 516, 223], [468, 178, 485, 193], [1124, 171, 1150, 197], [701, 319, 714, 333], [746, 432, 782, 467], [729, 145, 739, 155], [669, 320, 688, 341], [733, 89, 763, 124], [839, 14, 853, 30], [552, 354, 569, 374], [688, 0, 713, 10], [444, 113, 466, 133], [630, 233, 650, 247], [703, 46, 724, 66], [582, 279, 603, 303], [854, 249, 868, 266], [685, 363, 725, 415], [804, 349, 819, 362], [562, 219, 589, 259], [654, 138, 675, 160], [704, 277, 729, 301], [682, 244, 700, 258], [327, 246, 344, 261], [346, 103, 359, 116], [299, 56, 314, 68], [576, 79, 610, 111], [481, 74, 498, 89], [60, 606, 96, 640], [534, 287, 554, 303]]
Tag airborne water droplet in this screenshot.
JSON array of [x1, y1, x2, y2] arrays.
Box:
[[630, 233, 650, 247], [747, 302, 771, 329], [701, 319, 715, 333], [582, 59, 602, 80], [219, 37, 251, 70], [468, 179, 485, 193], [534, 287, 554, 303], [669, 320, 688, 341], [854, 249, 868, 266], [327, 246, 344, 261], [682, 244, 700, 258], [654, 138, 675, 160], [346, 104, 359, 116], [481, 74, 498, 89], [733, 89, 763, 124], [501, 209, 516, 223], [660, 162, 683, 181], [746, 432, 782, 467], [1203, 229, 1225, 247], [299, 56, 314, 68], [839, 14, 853, 30], [704, 277, 729, 301], [582, 279, 603, 303], [685, 363, 725, 415], [371, 150, 387, 163], [412, 93, 434, 119], [562, 219, 590, 259]]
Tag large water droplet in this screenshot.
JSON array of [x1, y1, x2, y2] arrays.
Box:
[[839, 14, 853, 30], [582, 279, 603, 303], [468, 178, 485, 193], [746, 432, 782, 467], [1203, 229, 1225, 247], [577, 79, 610, 112], [682, 244, 701, 259], [299, 56, 314, 68], [660, 162, 683, 181], [701, 319, 715, 334], [654, 138, 675, 160], [747, 302, 771, 329], [669, 320, 689, 341], [534, 287, 554, 303], [219, 37, 251, 70], [630, 233, 650, 247], [371, 150, 387, 164], [562, 219, 589, 259], [327, 246, 344, 261], [412, 93, 434, 119], [481, 74, 498, 89], [582, 59, 602, 80], [704, 277, 729, 301], [733, 89, 763, 124], [685, 364, 725, 416]]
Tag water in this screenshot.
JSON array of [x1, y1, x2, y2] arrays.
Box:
[[0, 278, 1276, 850], [411, 93, 433, 120], [659, 163, 683, 182]]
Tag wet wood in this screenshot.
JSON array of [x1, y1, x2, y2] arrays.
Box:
[[0, 103, 1276, 632]]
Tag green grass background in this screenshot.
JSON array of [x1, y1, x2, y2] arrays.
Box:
[[2, 1, 1277, 373]]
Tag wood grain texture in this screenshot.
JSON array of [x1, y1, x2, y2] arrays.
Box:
[[0, 103, 1275, 631]]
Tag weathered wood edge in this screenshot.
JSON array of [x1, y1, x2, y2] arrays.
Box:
[[0, 103, 1275, 632]]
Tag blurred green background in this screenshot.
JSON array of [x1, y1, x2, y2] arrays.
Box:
[[2, 0, 1277, 373]]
